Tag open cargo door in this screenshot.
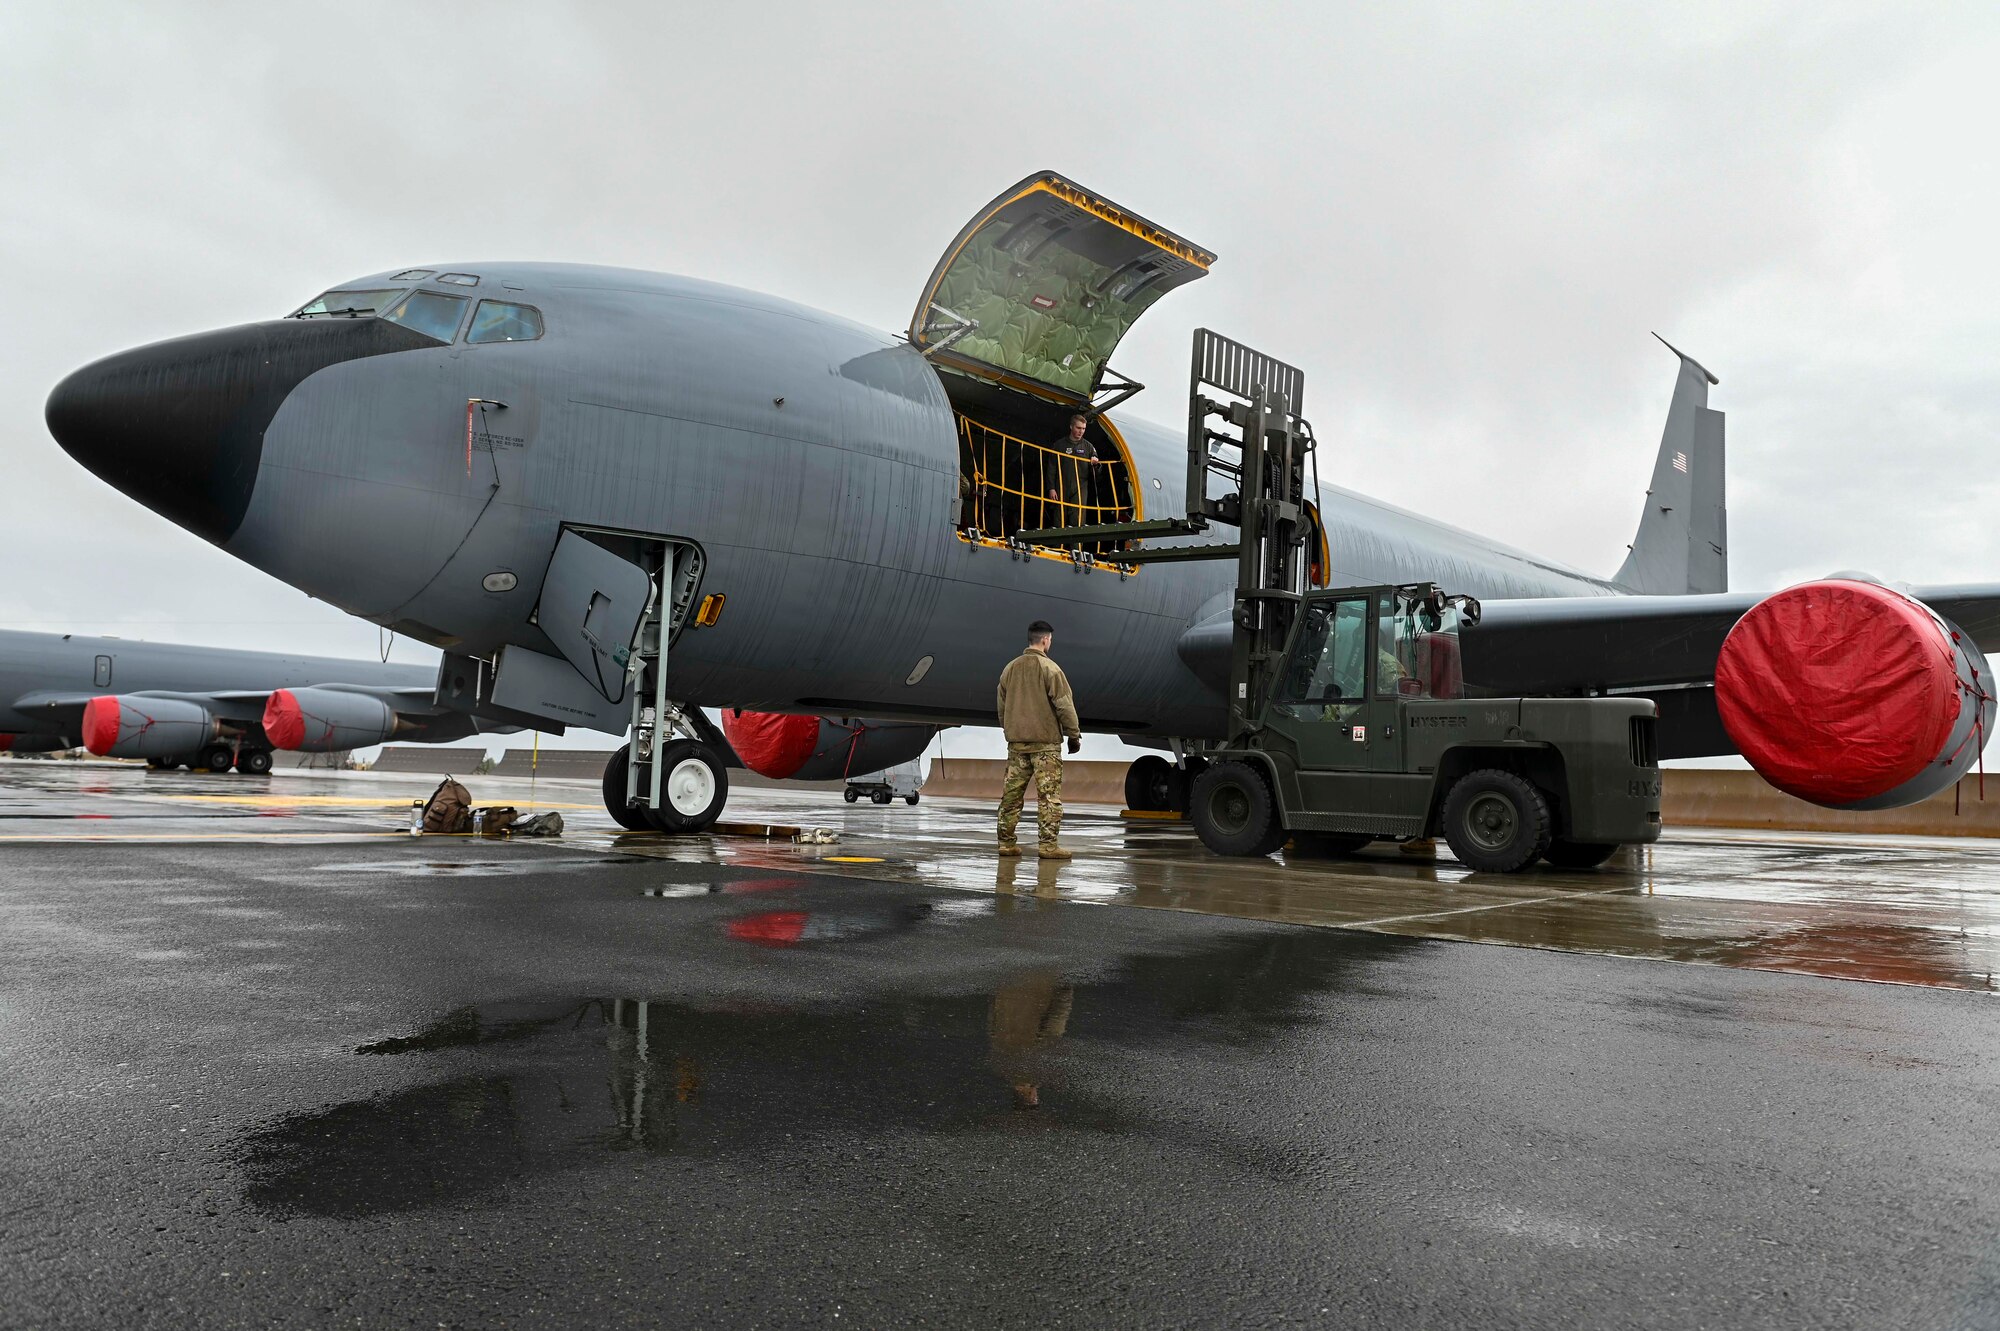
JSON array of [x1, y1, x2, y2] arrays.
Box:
[[911, 171, 1215, 407]]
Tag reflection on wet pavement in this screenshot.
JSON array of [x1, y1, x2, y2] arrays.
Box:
[[7, 762, 2000, 992], [239, 926, 1388, 1217]]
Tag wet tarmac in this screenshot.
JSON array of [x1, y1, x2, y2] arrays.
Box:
[[4, 762, 2000, 1327]]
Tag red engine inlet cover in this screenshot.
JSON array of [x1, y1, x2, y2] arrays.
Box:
[[262, 690, 305, 751], [81, 696, 121, 756], [721, 710, 821, 780], [1716, 580, 1969, 807]]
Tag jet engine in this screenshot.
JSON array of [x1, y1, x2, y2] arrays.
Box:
[[262, 688, 400, 752], [81, 695, 223, 758], [1715, 579, 1996, 810], [721, 710, 938, 782]]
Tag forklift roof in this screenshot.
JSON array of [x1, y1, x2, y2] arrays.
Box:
[[910, 171, 1215, 407]]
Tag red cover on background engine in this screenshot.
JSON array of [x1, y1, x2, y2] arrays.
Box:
[[81, 697, 120, 755], [1715, 580, 1961, 805], [721, 710, 820, 779], [262, 690, 305, 750]]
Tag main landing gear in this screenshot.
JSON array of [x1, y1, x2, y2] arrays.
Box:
[[603, 733, 730, 834], [1122, 753, 1207, 813]]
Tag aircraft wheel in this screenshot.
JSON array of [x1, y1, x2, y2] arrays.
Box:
[[236, 748, 273, 775], [146, 756, 175, 771], [1544, 840, 1621, 870], [1190, 761, 1285, 857], [843, 787, 860, 804], [871, 789, 891, 805], [1442, 769, 1552, 873], [1124, 754, 1184, 812], [905, 794, 920, 806], [647, 739, 729, 834], [1290, 831, 1373, 858], [600, 743, 654, 832], [197, 742, 235, 773]]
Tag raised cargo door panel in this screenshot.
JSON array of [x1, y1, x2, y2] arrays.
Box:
[[910, 171, 1214, 406]]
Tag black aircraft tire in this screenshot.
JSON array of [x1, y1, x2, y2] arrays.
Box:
[[600, 744, 654, 832], [146, 757, 174, 771], [1125, 755, 1181, 813], [646, 739, 729, 834], [198, 743, 235, 774], [1442, 769, 1552, 873], [236, 749, 273, 775], [1190, 761, 1285, 858], [1544, 840, 1621, 870], [1290, 831, 1374, 858]]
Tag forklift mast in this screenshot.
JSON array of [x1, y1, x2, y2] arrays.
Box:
[[1011, 329, 1319, 740], [1183, 330, 1316, 740]]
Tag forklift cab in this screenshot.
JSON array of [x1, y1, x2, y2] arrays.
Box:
[[1264, 583, 1474, 771]]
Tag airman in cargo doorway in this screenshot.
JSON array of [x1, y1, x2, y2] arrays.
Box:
[[1047, 414, 1099, 529], [995, 619, 1083, 858]]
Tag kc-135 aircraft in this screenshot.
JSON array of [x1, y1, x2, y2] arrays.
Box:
[[0, 629, 506, 771], [45, 172, 2000, 833]]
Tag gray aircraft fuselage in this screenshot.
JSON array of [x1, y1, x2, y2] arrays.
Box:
[[47, 264, 1624, 742]]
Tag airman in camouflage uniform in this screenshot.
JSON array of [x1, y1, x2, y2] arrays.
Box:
[[995, 620, 1083, 858]]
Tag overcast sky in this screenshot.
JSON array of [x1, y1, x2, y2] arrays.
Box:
[[4, 2, 1997, 761]]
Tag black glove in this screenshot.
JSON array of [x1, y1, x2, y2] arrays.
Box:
[[1066, 735, 1082, 755]]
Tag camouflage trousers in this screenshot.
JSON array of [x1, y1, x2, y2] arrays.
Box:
[[997, 742, 1064, 847]]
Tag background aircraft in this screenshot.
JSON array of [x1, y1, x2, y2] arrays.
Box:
[[0, 629, 507, 773], [44, 173, 2000, 827]]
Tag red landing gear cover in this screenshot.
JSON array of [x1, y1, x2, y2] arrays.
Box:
[[720, 709, 820, 780], [1715, 580, 1962, 805]]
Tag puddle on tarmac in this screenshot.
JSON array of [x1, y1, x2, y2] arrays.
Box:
[[317, 855, 651, 877], [237, 927, 1418, 1217]]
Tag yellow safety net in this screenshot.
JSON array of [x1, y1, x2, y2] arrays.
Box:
[[958, 417, 1132, 542]]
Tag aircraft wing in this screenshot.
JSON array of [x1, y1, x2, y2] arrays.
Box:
[[1465, 583, 2000, 696]]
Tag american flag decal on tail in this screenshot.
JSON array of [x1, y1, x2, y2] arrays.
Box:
[[1672, 451, 1688, 473]]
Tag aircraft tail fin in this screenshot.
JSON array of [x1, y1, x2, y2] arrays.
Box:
[[1613, 335, 1728, 594]]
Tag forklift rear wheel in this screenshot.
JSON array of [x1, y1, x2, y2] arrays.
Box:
[[871, 789, 891, 805], [1190, 762, 1285, 857], [843, 787, 860, 804], [236, 748, 273, 775], [1441, 769, 1552, 872], [647, 739, 730, 833], [1124, 755, 1185, 812], [600, 743, 656, 832], [1544, 840, 1620, 870], [1290, 831, 1373, 858], [905, 794, 920, 806]]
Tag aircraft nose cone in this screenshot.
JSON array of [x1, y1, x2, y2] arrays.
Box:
[[47, 317, 438, 545]]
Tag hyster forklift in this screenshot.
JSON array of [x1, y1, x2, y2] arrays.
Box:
[[1018, 331, 1663, 872]]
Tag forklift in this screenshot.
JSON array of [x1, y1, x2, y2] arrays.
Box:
[[1017, 330, 1662, 872]]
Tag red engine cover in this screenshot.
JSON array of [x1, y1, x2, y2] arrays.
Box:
[[1716, 580, 1969, 806], [721, 710, 821, 780], [262, 690, 306, 750], [81, 696, 121, 756]]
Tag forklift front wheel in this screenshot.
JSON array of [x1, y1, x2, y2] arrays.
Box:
[[1190, 762, 1285, 857], [1441, 769, 1552, 873]]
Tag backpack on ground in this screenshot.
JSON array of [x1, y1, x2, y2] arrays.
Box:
[[479, 806, 520, 836], [421, 777, 474, 834]]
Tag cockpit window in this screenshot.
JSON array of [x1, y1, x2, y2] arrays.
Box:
[[437, 272, 480, 287], [381, 290, 468, 342], [466, 300, 544, 344], [391, 268, 435, 280], [293, 288, 400, 319]]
